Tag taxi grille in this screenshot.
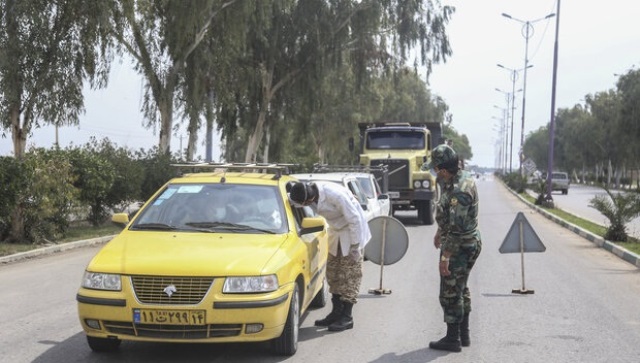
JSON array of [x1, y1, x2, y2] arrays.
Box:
[[104, 321, 242, 339], [130, 276, 214, 305]]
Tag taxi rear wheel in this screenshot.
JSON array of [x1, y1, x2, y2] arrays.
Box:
[[310, 277, 328, 308], [271, 284, 300, 356], [86, 335, 121, 352]]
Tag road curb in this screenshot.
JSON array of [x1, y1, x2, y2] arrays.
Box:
[[509, 188, 640, 268], [0, 235, 115, 265]]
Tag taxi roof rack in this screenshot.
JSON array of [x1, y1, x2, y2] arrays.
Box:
[[171, 162, 298, 179], [311, 164, 389, 193], [312, 163, 388, 174]]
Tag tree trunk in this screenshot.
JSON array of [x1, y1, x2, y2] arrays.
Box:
[[205, 90, 215, 162], [8, 104, 28, 242], [186, 112, 199, 162], [9, 205, 25, 243], [10, 99, 28, 160], [262, 125, 271, 163], [245, 65, 274, 163], [158, 110, 172, 155]]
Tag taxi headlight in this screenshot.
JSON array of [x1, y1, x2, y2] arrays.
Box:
[[81, 272, 122, 291], [223, 275, 279, 293]]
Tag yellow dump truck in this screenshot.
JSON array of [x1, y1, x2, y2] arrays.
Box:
[[355, 122, 442, 225]]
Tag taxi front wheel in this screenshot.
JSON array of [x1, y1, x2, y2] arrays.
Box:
[[87, 335, 121, 353], [271, 284, 300, 356]]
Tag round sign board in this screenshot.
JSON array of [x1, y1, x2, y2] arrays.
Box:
[[364, 216, 409, 266]]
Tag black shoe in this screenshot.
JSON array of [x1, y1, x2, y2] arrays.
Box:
[[327, 315, 353, 331], [315, 312, 341, 327], [328, 301, 354, 332], [315, 294, 343, 327], [429, 323, 461, 352]]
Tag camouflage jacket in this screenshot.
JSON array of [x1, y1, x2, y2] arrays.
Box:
[[436, 170, 481, 255]]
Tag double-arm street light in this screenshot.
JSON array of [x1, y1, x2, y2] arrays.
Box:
[[502, 11, 555, 173], [495, 86, 522, 172], [497, 63, 530, 173]]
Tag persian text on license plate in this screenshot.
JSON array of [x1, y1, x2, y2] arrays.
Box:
[[133, 308, 206, 325]]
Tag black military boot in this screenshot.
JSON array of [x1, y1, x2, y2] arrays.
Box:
[[327, 301, 354, 332], [314, 294, 343, 327], [460, 313, 470, 347], [429, 323, 462, 352]]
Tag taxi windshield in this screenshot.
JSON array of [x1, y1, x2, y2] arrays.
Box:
[[131, 183, 287, 234]]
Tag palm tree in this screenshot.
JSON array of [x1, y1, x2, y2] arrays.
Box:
[[589, 187, 640, 242]]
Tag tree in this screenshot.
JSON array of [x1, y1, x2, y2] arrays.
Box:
[[218, 0, 454, 162], [111, 0, 239, 155], [553, 105, 593, 173], [615, 68, 640, 188], [442, 124, 471, 162], [0, 0, 116, 159], [522, 126, 549, 171], [585, 90, 622, 186]]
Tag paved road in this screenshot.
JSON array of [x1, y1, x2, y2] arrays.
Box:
[[1, 178, 639, 362], [531, 184, 640, 239]]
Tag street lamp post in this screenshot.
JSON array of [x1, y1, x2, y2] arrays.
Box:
[[492, 115, 506, 172], [492, 122, 504, 170], [497, 63, 530, 173], [546, 0, 561, 204], [496, 86, 523, 172], [494, 104, 509, 173], [502, 11, 555, 174], [495, 89, 513, 172]]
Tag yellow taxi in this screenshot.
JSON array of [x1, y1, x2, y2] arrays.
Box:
[[76, 163, 328, 356]]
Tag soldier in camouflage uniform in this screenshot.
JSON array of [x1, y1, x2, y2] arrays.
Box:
[[422, 144, 482, 352], [289, 181, 371, 332]]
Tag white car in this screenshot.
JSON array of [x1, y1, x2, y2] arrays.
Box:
[[291, 172, 390, 221], [349, 172, 391, 217]]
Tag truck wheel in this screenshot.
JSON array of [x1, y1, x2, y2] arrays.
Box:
[[418, 201, 434, 225]]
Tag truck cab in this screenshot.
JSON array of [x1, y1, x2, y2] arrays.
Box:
[[355, 122, 442, 225]]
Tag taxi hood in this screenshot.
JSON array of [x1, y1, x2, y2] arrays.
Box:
[[86, 231, 291, 276]]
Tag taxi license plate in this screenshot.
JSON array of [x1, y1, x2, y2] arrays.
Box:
[[133, 309, 206, 325]]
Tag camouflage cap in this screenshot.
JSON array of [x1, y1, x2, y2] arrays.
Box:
[[423, 144, 457, 170]]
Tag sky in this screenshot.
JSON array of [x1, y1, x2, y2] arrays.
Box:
[[429, 0, 639, 168], [0, 57, 223, 161], [1, 0, 638, 168]]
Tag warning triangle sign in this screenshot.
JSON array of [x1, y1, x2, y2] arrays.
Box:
[[499, 212, 546, 253]]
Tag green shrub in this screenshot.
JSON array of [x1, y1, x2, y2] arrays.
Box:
[[66, 147, 116, 227]]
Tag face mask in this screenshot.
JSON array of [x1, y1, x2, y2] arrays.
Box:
[[288, 196, 305, 208], [429, 168, 438, 179]]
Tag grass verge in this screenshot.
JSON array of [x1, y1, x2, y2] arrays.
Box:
[[520, 193, 640, 255], [0, 224, 122, 257]]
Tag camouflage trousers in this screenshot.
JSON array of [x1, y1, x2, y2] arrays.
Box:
[[326, 245, 363, 304], [440, 239, 482, 323]]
